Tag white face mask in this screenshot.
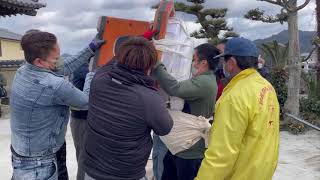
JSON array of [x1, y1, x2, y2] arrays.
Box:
[[258, 63, 263, 69], [191, 62, 198, 77], [47, 57, 63, 72]]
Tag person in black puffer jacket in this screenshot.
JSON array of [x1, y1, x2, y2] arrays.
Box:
[[84, 37, 173, 180]]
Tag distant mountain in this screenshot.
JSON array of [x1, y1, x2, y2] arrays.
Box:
[[254, 30, 317, 53], [61, 53, 72, 59]]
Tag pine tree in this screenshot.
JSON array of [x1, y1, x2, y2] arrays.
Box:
[[153, 0, 238, 44]]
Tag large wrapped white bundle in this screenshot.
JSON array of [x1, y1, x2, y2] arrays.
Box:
[[160, 110, 211, 155], [154, 17, 194, 111]]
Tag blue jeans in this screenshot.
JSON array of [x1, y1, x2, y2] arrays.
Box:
[[12, 152, 58, 180], [152, 135, 168, 180]]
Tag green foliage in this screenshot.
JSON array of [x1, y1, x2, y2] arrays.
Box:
[[300, 112, 320, 129], [285, 74, 320, 134], [313, 36, 320, 46], [269, 69, 288, 115], [244, 8, 264, 20], [298, 67, 320, 130], [223, 31, 239, 39], [175, 2, 204, 15], [268, 68, 308, 134], [298, 98, 320, 132], [273, 70, 320, 134], [244, 8, 288, 24], [301, 71, 318, 99], [202, 8, 228, 19], [259, 40, 289, 69], [300, 98, 320, 116], [187, 0, 205, 3]]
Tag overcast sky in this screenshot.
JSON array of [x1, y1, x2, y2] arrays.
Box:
[[0, 0, 317, 54]]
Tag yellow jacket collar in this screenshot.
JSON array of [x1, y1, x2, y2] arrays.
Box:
[[223, 68, 258, 93]]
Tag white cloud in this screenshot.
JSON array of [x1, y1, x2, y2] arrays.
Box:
[[182, 0, 316, 40], [0, 0, 316, 54]]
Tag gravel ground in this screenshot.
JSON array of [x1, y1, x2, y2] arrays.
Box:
[[1, 105, 319, 180]]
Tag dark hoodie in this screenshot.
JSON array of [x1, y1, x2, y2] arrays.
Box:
[[84, 61, 173, 180]]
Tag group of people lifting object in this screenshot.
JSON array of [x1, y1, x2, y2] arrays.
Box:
[[9, 28, 279, 180]]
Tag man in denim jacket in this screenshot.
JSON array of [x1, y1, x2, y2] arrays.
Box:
[[10, 31, 104, 180]]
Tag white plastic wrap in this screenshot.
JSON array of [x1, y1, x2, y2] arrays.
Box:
[[154, 17, 194, 111]]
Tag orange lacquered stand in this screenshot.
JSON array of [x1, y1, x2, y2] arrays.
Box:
[[94, 17, 150, 67], [94, 0, 175, 68]]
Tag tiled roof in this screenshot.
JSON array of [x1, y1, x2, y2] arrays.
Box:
[[0, 0, 46, 16], [0, 60, 25, 68], [0, 28, 22, 41]]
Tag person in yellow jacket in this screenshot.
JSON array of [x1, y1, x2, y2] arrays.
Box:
[[196, 37, 280, 180]]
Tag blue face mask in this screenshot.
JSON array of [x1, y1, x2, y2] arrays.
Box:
[[223, 64, 231, 78]]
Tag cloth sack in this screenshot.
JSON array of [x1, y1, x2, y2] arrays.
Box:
[[160, 110, 211, 155]]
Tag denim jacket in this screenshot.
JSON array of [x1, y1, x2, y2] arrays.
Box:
[[10, 47, 94, 157]]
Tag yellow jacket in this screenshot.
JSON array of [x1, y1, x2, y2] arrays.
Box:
[[196, 69, 280, 180]]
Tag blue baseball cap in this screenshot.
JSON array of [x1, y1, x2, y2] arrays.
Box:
[[214, 37, 259, 59]]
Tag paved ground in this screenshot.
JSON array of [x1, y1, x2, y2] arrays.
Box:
[[1, 105, 319, 180]]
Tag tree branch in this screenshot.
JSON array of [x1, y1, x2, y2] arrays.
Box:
[[223, 31, 239, 38], [281, 0, 289, 6], [276, 0, 284, 5], [294, 0, 311, 12], [202, 8, 227, 19], [175, 2, 199, 16], [244, 8, 287, 24], [281, 7, 287, 14], [282, 0, 295, 12], [282, 0, 311, 12], [303, 47, 316, 62], [260, 0, 283, 6], [314, 36, 320, 47]]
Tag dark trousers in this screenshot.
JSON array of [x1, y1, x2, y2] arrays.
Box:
[[56, 142, 69, 180], [0, 98, 2, 117], [161, 151, 202, 180], [84, 173, 148, 180], [71, 117, 88, 180]]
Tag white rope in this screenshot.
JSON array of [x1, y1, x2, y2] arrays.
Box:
[[153, 17, 194, 60]]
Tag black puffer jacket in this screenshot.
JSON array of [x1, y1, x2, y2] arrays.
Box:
[[85, 61, 173, 180]]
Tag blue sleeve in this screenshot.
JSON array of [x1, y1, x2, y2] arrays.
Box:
[[53, 72, 95, 110], [71, 64, 89, 91], [56, 47, 94, 76]]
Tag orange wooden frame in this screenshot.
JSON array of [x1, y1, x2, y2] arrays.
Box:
[[94, 16, 150, 67], [93, 0, 175, 67]]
